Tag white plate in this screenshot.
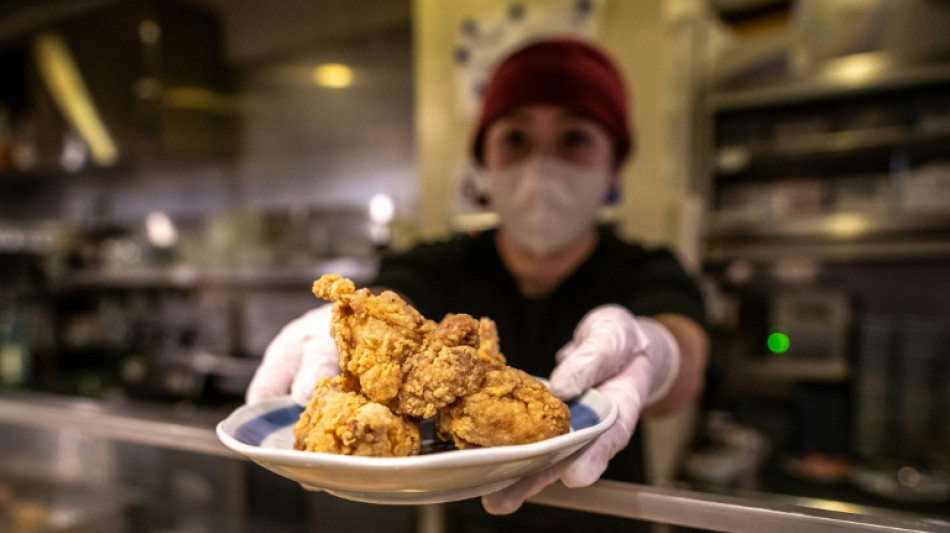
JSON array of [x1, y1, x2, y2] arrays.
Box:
[[216, 386, 617, 505]]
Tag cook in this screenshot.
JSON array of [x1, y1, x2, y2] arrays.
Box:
[[247, 37, 708, 531]]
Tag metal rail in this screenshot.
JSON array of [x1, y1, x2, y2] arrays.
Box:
[[531, 481, 950, 533], [2, 393, 948, 532], [0, 394, 232, 458]]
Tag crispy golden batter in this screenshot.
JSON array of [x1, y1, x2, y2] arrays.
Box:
[[302, 274, 570, 456], [312, 275, 485, 418], [395, 314, 486, 418], [313, 274, 429, 405], [477, 317, 507, 367], [293, 378, 420, 456], [436, 366, 572, 449]]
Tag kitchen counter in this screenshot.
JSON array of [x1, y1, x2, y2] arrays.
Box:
[[0, 391, 233, 458], [1, 391, 947, 533]]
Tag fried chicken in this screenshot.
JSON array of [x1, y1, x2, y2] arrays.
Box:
[[312, 275, 487, 419], [312, 274, 430, 406], [436, 366, 572, 449], [293, 377, 421, 456], [396, 314, 486, 418], [477, 317, 507, 367], [302, 274, 570, 456]]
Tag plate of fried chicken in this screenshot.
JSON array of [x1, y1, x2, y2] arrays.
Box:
[[217, 274, 617, 505]]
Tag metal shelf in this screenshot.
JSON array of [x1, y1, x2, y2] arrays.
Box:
[[705, 212, 950, 262], [54, 258, 379, 290], [708, 51, 950, 112], [713, 128, 950, 181], [709, 212, 950, 239]]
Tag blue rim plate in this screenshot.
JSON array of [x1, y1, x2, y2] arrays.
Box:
[[216, 384, 617, 505]]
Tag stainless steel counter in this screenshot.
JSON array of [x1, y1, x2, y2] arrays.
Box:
[[1, 392, 947, 533], [0, 392, 231, 458]]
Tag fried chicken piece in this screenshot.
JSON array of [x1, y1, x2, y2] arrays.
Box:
[[312, 275, 486, 418], [312, 274, 430, 405], [395, 314, 486, 418], [436, 366, 571, 449], [477, 317, 507, 366], [293, 378, 421, 456]]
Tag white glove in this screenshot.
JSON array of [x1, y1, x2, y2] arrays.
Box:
[[482, 304, 680, 514], [246, 304, 341, 406]]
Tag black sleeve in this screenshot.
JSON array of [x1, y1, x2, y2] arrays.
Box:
[[628, 249, 706, 327], [370, 241, 461, 320]]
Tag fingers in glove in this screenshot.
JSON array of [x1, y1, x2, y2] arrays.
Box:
[[560, 357, 648, 486], [246, 328, 305, 403], [290, 336, 342, 406], [481, 465, 563, 515], [549, 338, 630, 400], [549, 305, 646, 400], [560, 417, 630, 487]]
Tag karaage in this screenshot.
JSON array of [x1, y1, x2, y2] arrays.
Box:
[[477, 317, 507, 366], [436, 366, 572, 449], [395, 314, 486, 418], [293, 377, 420, 456], [312, 275, 486, 418], [312, 274, 430, 406], [302, 274, 570, 456]]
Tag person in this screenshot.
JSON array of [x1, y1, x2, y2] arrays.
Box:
[[247, 37, 708, 530]]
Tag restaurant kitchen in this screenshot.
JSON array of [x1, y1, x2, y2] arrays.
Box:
[[1, 0, 949, 531]]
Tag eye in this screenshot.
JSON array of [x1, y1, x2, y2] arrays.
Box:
[[561, 128, 592, 149], [501, 128, 528, 150]]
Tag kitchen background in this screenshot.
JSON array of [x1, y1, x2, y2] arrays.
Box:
[[1, 0, 949, 531]]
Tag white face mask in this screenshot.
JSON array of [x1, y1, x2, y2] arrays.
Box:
[[485, 157, 612, 256]]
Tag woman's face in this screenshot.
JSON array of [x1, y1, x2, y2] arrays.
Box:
[[483, 105, 614, 171]]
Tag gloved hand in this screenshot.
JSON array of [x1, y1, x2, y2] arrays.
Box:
[[482, 304, 680, 514], [246, 304, 341, 406]]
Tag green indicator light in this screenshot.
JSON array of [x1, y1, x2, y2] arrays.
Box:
[[767, 332, 790, 354]]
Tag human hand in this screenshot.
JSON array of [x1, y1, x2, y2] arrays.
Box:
[[481, 304, 680, 514], [246, 304, 341, 406]]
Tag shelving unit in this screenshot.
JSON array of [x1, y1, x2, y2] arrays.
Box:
[[706, 212, 950, 261], [707, 51, 950, 112], [704, 52, 950, 263], [696, 51, 950, 512], [713, 128, 950, 182]]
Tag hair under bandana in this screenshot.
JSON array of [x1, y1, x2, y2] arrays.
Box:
[[471, 38, 633, 167]]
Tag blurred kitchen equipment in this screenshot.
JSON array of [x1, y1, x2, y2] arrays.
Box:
[[682, 411, 771, 489], [854, 314, 948, 463], [901, 164, 950, 213], [852, 461, 950, 504], [130, 351, 258, 404], [791, 0, 950, 72], [769, 291, 851, 363], [790, 0, 888, 71]]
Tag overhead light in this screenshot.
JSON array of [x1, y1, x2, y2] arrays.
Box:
[[313, 63, 353, 88], [369, 193, 395, 225], [827, 213, 869, 238], [60, 132, 87, 172], [828, 54, 884, 85], [33, 32, 119, 167], [146, 211, 178, 248]]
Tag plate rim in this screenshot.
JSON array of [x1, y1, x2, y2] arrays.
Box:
[[217, 388, 617, 471]]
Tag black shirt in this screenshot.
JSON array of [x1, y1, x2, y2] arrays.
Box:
[[373, 226, 704, 474], [371, 226, 705, 531], [374, 225, 704, 376]]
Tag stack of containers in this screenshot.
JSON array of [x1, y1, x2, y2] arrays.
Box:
[[855, 315, 948, 462], [854, 315, 894, 460]]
